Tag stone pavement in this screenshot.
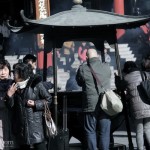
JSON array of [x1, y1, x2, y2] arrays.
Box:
[[69, 120, 137, 150], [69, 131, 137, 150]]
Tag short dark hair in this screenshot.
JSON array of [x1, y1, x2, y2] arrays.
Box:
[[13, 63, 33, 80], [23, 54, 37, 64], [122, 61, 138, 73], [0, 59, 11, 75]]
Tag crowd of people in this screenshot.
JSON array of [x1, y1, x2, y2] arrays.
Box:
[[57, 41, 111, 74], [0, 54, 54, 150], [1, 47, 111, 150], [0, 46, 150, 150], [75, 48, 150, 150]]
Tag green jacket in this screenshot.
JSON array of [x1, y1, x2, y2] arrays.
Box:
[[76, 57, 111, 112]]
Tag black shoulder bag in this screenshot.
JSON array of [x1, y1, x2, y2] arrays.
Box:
[[140, 71, 150, 103]]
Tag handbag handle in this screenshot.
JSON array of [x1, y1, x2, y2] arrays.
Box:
[[43, 100, 52, 121]]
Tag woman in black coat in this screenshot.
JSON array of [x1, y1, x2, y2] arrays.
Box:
[[0, 59, 16, 150], [5, 63, 52, 150]]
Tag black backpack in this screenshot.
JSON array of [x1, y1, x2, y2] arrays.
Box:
[[139, 71, 150, 103]]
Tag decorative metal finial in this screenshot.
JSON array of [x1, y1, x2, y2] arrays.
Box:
[[73, 0, 82, 5]]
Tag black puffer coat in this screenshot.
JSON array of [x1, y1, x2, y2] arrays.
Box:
[[5, 76, 52, 145], [0, 79, 15, 150]]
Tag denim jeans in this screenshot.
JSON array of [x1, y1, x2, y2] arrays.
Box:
[[135, 117, 150, 150], [83, 110, 111, 150]]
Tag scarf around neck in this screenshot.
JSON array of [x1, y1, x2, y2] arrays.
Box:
[[16, 78, 30, 89]]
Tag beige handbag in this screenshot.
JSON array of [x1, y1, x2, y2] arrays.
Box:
[[100, 90, 123, 116], [89, 65, 123, 116]]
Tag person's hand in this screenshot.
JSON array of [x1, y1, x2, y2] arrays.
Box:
[[27, 100, 35, 107], [7, 83, 17, 97]]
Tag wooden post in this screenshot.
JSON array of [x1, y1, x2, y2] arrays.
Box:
[[52, 41, 58, 126], [114, 36, 134, 150], [35, 0, 50, 76], [114, 0, 125, 39]]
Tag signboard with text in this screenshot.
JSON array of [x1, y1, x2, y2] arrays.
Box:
[[35, 0, 50, 49]]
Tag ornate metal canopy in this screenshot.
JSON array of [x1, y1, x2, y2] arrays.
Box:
[[9, 0, 150, 43], [20, 5, 150, 28]]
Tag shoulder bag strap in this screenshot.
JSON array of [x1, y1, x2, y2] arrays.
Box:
[[143, 71, 148, 80], [140, 71, 147, 81], [88, 64, 105, 95], [89, 64, 102, 86]]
